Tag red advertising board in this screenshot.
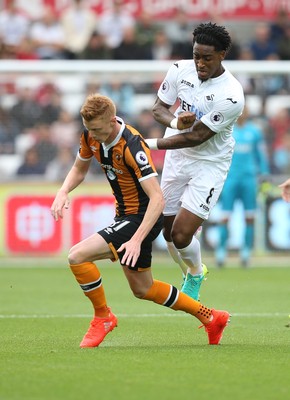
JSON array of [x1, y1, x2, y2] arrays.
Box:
[[7, 0, 290, 20], [6, 196, 62, 253], [71, 195, 115, 245], [5, 194, 115, 254]]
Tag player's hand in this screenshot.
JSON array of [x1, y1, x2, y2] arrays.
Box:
[[279, 178, 290, 202], [177, 112, 196, 130], [51, 190, 70, 221], [117, 239, 141, 268]]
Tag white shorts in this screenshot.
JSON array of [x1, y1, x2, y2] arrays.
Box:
[[161, 150, 231, 220]]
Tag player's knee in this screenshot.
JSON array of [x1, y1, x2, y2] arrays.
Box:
[[171, 228, 191, 248], [131, 286, 147, 299], [68, 246, 83, 265]]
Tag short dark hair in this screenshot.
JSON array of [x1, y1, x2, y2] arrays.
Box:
[[192, 22, 232, 53]]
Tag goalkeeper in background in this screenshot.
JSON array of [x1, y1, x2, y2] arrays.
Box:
[[215, 105, 270, 267]]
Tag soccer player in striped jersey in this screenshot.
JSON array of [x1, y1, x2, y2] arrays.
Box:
[[51, 93, 230, 347]]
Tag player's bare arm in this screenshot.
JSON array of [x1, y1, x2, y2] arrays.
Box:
[[152, 97, 196, 130], [118, 176, 164, 267], [51, 157, 91, 221], [153, 120, 215, 150]]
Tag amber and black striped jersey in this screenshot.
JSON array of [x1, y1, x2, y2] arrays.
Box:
[[78, 116, 158, 217]]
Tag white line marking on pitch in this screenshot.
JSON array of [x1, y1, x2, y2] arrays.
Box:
[[0, 313, 288, 319]]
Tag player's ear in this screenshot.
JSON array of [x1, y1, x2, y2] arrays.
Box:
[[110, 116, 116, 126], [219, 50, 226, 61]]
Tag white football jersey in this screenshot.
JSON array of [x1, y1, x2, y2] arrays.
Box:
[[157, 59, 245, 161]]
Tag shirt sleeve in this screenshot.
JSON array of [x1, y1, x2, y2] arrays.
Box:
[[78, 131, 94, 161], [201, 96, 245, 134], [157, 62, 179, 106]]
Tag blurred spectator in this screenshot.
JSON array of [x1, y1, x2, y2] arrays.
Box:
[[10, 85, 42, 132], [151, 29, 173, 60], [269, 108, 290, 172], [29, 6, 66, 59], [132, 108, 159, 135], [50, 109, 80, 150], [163, 7, 192, 59], [0, 0, 30, 59], [16, 146, 46, 176], [32, 123, 58, 167], [273, 132, 290, 174], [35, 83, 62, 124], [270, 7, 289, 44], [277, 24, 290, 60], [15, 37, 38, 59], [60, 0, 97, 59], [132, 108, 165, 173], [45, 146, 75, 182], [97, 0, 135, 49], [100, 80, 135, 119], [225, 31, 241, 60], [163, 7, 192, 44], [235, 46, 255, 94], [0, 106, 20, 154], [80, 30, 112, 59], [135, 11, 160, 58], [113, 26, 150, 60], [248, 22, 278, 60]]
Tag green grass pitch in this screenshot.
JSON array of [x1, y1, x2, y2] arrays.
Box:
[[0, 257, 289, 400]]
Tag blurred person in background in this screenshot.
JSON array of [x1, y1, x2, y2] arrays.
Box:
[[135, 10, 160, 59], [16, 146, 46, 176], [32, 123, 58, 168], [29, 6, 66, 59], [272, 131, 290, 175], [36, 82, 62, 124], [50, 92, 230, 348], [50, 109, 81, 150], [277, 23, 290, 60], [248, 22, 278, 60], [60, 0, 97, 59], [147, 22, 245, 300], [0, 106, 20, 154], [234, 46, 255, 95], [45, 146, 75, 182], [163, 7, 193, 59], [10, 84, 42, 132], [268, 108, 290, 173], [80, 30, 112, 60], [15, 37, 38, 59], [100, 79, 135, 121], [215, 106, 270, 268], [113, 26, 149, 60], [97, 0, 135, 50], [151, 29, 173, 60], [0, 0, 30, 59], [269, 7, 289, 45]]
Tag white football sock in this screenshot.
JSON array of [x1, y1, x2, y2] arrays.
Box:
[[166, 240, 188, 275], [178, 236, 203, 276]]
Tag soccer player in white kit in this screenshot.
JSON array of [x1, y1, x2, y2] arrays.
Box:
[[146, 22, 245, 300]]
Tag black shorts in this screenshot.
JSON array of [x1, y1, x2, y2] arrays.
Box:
[[98, 214, 163, 270]]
